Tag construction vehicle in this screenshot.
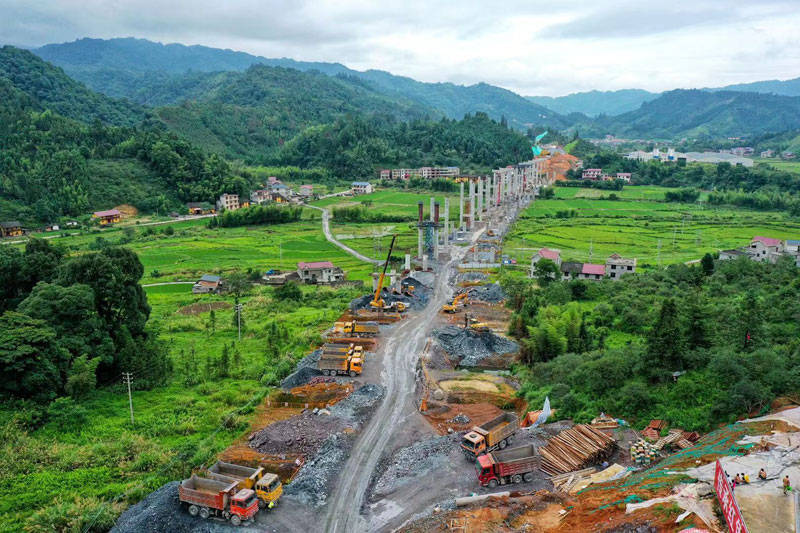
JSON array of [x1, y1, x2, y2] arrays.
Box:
[[332, 321, 380, 337], [317, 351, 363, 377], [461, 412, 520, 460], [476, 444, 538, 488], [321, 343, 359, 355], [369, 234, 407, 313], [464, 313, 490, 333], [178, 475, 259, 526], [442, 292, 469, 314], [206, 461, 283, 509]]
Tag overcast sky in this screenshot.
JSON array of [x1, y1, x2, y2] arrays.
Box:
[[3, 0, 800, 96]]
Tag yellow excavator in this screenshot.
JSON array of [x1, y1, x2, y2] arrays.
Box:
[[370, 235, 407, 313], [442, 292, 469, 313], [464, 313, 490, 333]]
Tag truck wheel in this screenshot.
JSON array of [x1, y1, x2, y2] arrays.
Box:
[[188, 505, 199, 517], [230, 515, 242, 526], [323, 369, 330, 376], [499, 439, 507, 449], [258, 500, 266, 509], [349, 370, 357, 377], [199, 507, 210, 519], [523, 473, 533, 483], [512, 474, 522, 484], [488, 479, 499, 488]]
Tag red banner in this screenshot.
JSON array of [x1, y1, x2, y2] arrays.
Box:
[[714, 460, 749, 533]]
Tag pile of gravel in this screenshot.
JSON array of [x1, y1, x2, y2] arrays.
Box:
[[349, 276, 432, 312], [280, 350, 322, 390], [457, 271, 488, 283], [329, 383, 385, 425], [467, 283, 506, 303], [249, 411, 349, 457], [283, 432, 352, 507], [448, 413, 471, 425], [433, 326, 519, 367], [369, 434, 462, 501]]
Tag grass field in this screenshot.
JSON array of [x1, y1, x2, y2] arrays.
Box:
[[505, 186, 800, 267], [312, 189, 459, 219]]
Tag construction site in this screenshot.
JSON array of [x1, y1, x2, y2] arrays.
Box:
[[111, 159, 799, 533]]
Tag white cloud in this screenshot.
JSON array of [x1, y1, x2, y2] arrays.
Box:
[[2, 0, 800, 95]]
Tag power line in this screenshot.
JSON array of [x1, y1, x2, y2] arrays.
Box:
[[123, 372, 134, 425]]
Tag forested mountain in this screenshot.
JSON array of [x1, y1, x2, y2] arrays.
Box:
[[715, 76, 800, 97], [526, 89, 659, 117], [0, 46, 145, 126], [584, 89, 800, 139], [32, 38, 572, 130]]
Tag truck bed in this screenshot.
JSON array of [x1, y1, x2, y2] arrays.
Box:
[[318, 357, 349, 370], [208, 461, 262, 483], [179, 475, 236, 509], [491, 444, 537, 464], [477, 412, 519, 446]]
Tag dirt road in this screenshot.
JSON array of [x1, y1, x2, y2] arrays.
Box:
[[306, 205, 381, 265]]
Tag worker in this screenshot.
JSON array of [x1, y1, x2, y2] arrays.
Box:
[[783, 475, 792, 495], [759, 468, 768, 481], [733, 473, 742, 486], [741, 472, 750, 484]]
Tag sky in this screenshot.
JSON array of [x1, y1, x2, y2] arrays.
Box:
[[3, 0, 800, 96]]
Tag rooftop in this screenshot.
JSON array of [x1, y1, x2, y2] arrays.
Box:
[[352, 181, 371, 186], [786, 240, 800, 246], [537, 248, 560, 261], [582, 263, 606, 276], [752, 236, 782, 247], [0, 221, 22, 228], [561, 261, 583, 274], [93, 209, 121, 217], [298, 261, 336, 270], [200, 274, 221, 283]]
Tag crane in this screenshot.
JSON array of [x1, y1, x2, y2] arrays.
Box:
[[370, 235, 406, 312]]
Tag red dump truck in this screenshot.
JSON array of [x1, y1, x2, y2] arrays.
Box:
[[178, 475, 259, 526], [476, 444, 538, 488], [461, 412, 519, 460]]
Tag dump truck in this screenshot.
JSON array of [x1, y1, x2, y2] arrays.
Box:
[[332, 321, 380, 337], [476, 444, 538, 488], [317, 353, 363, 377], [178, 475, 259, 526], [206, 461, 282, 509], [461, 412, 519, 460]]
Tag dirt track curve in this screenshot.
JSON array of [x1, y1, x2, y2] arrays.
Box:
[[306, 205, 381, 265]]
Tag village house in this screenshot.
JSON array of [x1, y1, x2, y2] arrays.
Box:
[[615, 172, 632, 182], [216, 193, 240, 212], [92, 209, 122, 225], [560, 261, 583, 281], [298, 185, 314, 198], [719, 248, 752, 261], [0, 221, 24, 238], [351, 181, 373, 195], [749, 236, 783, 263], [379, 170, 391, 180], [268, 176, 279, 185], [760, 150, 774, 158], [785, 240, 800, 254], [192, 274, 222, 294], [530, 248, 561, 277], [186, 202, 214, 215], [581, 168, 603, 180], [44, 223, 60, 232], [605, 253, 636, 280], [250, 189, 271, 205], [297, 261, 345, 284], [578, 263, 606, 281]]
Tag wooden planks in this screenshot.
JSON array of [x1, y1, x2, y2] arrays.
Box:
[[539, 424, 616, 476]]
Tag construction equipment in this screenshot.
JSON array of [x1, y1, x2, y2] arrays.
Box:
[[370, 235, 407, 313], [317, 351, 363, 377], [206, 460, 283, 509], [464, 313, 490, 332], [476, 444, 538, 488], [331, 321, 380, 337], [461, 412, 519, 460], [442, 292, 469, 313], [178, 475, 259, 526]]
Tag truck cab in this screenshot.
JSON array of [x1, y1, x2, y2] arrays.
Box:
[[254, 473, 282, 509], [461, 431, 487, 458], [476, 454, 498, 487], [229, 488, 259, 523]]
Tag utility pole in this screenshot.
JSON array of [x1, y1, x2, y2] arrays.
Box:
[[235, 302, 243, 342], [123, 372, 134, 425]]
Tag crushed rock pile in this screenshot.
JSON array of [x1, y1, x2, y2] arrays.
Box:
[[448, 413, 471, 425], [280, 349, 322, 390], [433, 326, 518, 367], [282, 384, 385, 507], [248, 411, 349, 457], [368, 433, 464, 501], [110, 481, 258, 533], [467, 283, 506, 303], [349, 276, 432, 312], [456, 271, 488, 283]]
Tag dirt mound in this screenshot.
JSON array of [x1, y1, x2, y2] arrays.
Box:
[[248, 410, 349, 457], [280, 350, 322, 390], [467, 283, 506, 303], [115, 204, 139, 217], [177, 301, 231, 315], [423, 402, 504, 435], [433, 326, 518, 367]]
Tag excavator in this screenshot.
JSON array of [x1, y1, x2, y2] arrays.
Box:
[[441, 292, 469, 314], [370, 234, 407, 313], [464, 313, 490, 333]]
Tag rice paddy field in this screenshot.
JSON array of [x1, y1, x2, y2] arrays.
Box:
[[504, 185, 800, 267]]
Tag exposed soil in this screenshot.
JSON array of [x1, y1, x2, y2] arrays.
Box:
[[249, 411, 351, 457], [177, 301, 232, 315], [422, 402, 504, 435], [432, 325, 519, 367]]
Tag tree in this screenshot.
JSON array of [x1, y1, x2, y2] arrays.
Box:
[[65, 355, 100, 399], [685, 294, 709, 350], [207, 309, 216, 335], [701, 253, 715, 276], [225, 271, 251, 299], [219, 344, 230, 378], [274, 282, 302, 301], [0, 311, 68, 401], [736, 291, 763, 349], [645, 298, 686, 380], [533, 259, 561, 287]]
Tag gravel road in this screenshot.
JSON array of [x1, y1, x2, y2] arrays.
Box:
[[306, 205, 381, 265]]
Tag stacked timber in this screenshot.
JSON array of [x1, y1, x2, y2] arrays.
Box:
[[550, 467, 596, 492], [590, 413, 619, 430], [653, 429, 683, 450], [539, 424, 616, 476]]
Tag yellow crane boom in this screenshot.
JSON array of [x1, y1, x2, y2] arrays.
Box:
[[370, 234, 397, 310]]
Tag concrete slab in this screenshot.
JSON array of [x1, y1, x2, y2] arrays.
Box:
[[735, 489, 794, 533]]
